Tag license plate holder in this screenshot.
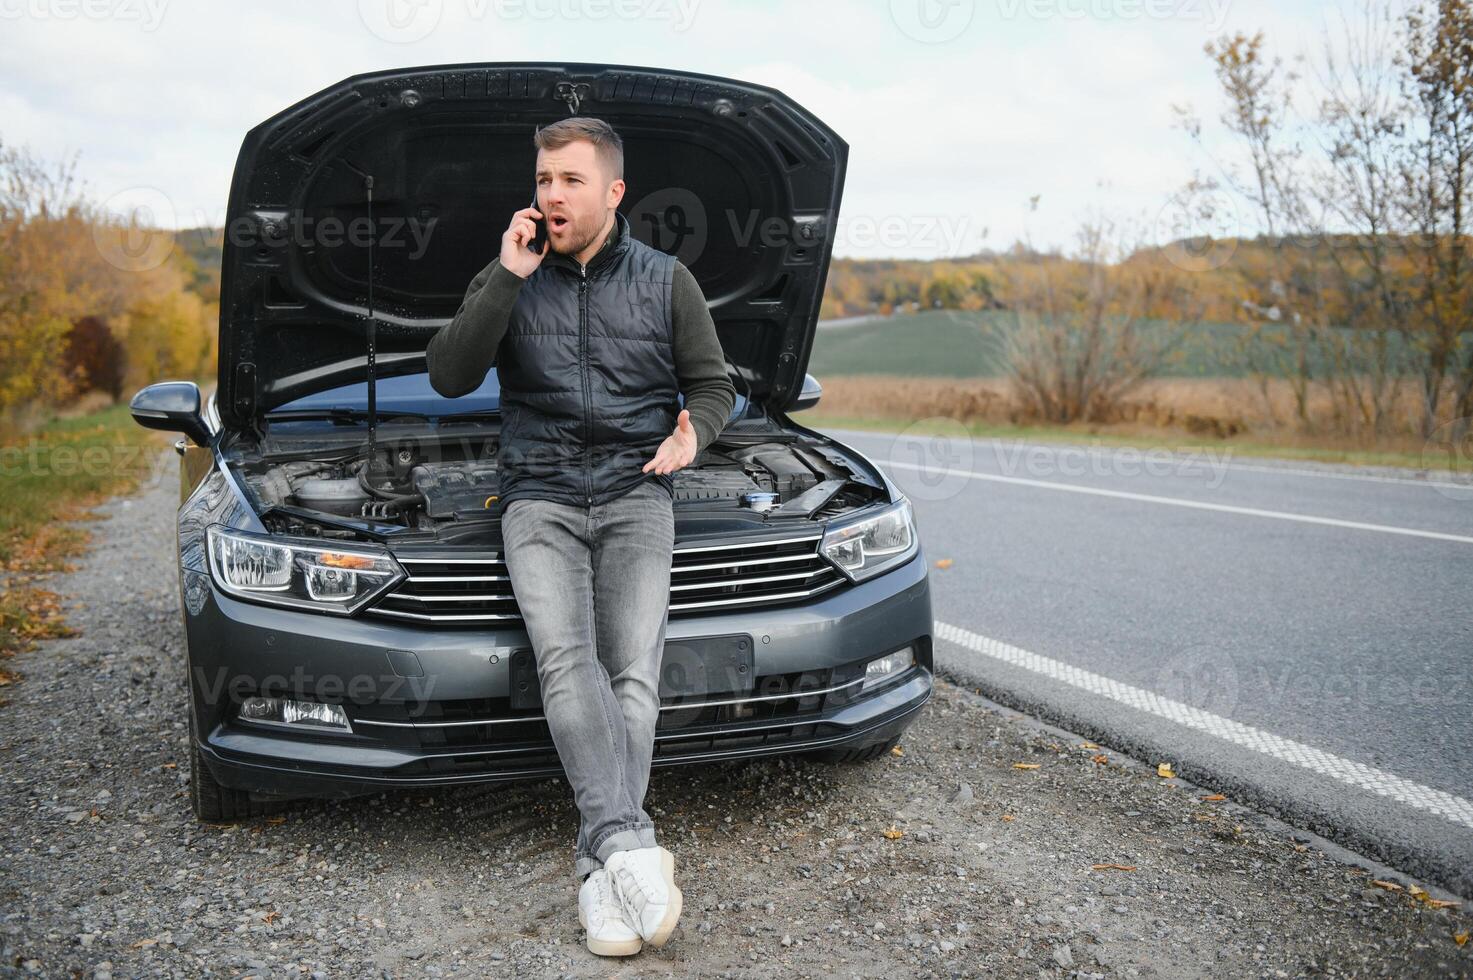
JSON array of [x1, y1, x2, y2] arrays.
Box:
[[659, 634, 755, 700], [508, 635, 755, 710]]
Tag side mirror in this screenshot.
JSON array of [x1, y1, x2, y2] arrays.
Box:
[[790, 373, 822, 412], [131, 381, 211, 447]]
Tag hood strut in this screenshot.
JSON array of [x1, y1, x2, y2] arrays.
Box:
[[341, 160, 381, 479]]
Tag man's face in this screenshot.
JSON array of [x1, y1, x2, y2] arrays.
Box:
[[534, 140, 624, 256]]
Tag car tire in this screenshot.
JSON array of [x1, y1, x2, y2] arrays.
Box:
[[188, 715, 288, 822], [805, 735, 901, 764]]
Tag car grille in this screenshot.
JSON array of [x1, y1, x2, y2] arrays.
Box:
[[368, 531, 848, 626], [345, 661, 887, 778]]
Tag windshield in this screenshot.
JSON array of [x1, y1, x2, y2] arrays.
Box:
[[266, 371, 749, 432]]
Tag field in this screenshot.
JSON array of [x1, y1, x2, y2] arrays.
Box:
[[808, 310, 1422, 381], [801, 311, 1460, 471]]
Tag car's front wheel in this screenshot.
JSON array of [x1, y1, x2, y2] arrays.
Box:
[[188, 714, 288, 822]]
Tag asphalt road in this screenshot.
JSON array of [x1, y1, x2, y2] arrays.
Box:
[[814, 424, 1473, 900]]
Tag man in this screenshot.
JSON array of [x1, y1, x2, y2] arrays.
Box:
[[425, 117, 736, 957]]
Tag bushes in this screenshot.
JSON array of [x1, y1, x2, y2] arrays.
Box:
[[0, 137, 215, 436]]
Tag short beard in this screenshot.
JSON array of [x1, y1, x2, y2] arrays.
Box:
[[556, 212, 608, 257]]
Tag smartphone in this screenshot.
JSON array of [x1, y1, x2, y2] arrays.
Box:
[[527, 184, 547, 254]]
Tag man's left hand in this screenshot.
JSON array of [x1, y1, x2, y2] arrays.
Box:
[[642, 409, 698, 475]]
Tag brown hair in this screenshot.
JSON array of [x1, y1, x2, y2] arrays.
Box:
[[533, 117, 624, 182]]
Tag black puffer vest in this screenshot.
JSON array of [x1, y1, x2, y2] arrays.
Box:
[[495, 211, 678, 508]]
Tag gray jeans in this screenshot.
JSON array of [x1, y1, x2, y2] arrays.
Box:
[[500, 478, 674, 881]]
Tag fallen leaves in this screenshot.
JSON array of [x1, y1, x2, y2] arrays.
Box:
[[1407, 885, 1461, 911], [1156, 762, 1176, 778], [890, 745, 904, 757], [882, 826, 904, 840], [1, 586, 77, 658], [1001, 814, 1016, 822], [1368, 880, 1465, 914], [1012, 763, 1041, 770], [1091, 754, 1109, 765], [933, 558, 953, 569], [1091, 863, 1138, 872], [1455, 931, 1468, 947], [1200, 794, 1226, 802]]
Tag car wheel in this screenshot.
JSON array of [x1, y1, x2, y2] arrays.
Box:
[[188, 714, 288, 822], [805, 735, 901, 764]]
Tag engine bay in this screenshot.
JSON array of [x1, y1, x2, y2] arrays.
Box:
[[231, 426, 884, 541]]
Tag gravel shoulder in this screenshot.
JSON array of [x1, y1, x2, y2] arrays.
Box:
[[1, 473, 1469, 979]]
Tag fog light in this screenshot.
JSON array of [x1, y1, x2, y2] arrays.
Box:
[[239, 696, 352, 732], [862, 646, 915, 692]]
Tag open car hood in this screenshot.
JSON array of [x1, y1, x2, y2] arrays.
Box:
[[217, 62, 848, 430]]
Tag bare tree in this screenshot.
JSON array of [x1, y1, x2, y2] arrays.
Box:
[[1000, 213, 1203, 424], [1201, 31, 1335, 428], [1314, 0, 1416, 435], [1401, 0, 1473, 435]]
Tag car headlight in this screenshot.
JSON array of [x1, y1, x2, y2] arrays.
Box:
[[820, 497, 918, 583], [206, 525, 404, 615]]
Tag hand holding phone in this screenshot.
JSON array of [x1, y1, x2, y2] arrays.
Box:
[[499, 189, 549, 279]]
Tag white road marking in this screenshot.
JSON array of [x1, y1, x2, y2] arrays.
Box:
[[935, 620, 1473, 831], [883, 459, 1473, 545]]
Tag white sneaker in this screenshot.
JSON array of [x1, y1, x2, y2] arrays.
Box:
[[578, 868, 642, 957], [604, 845, 682, 948]]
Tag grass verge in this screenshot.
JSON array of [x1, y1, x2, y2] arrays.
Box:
[[799, 412, 1451, 473], [0, 404, 170, 687]]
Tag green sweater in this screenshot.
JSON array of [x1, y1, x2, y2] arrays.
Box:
[[426, 218, 738, 454]]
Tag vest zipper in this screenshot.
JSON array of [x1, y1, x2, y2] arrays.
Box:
[[579, 263, 591, 507]]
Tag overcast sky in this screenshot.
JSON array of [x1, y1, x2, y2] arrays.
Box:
[[0, 0, 1375, 259]]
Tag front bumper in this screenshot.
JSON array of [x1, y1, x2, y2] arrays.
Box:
[[185, 541, 934, 800]]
